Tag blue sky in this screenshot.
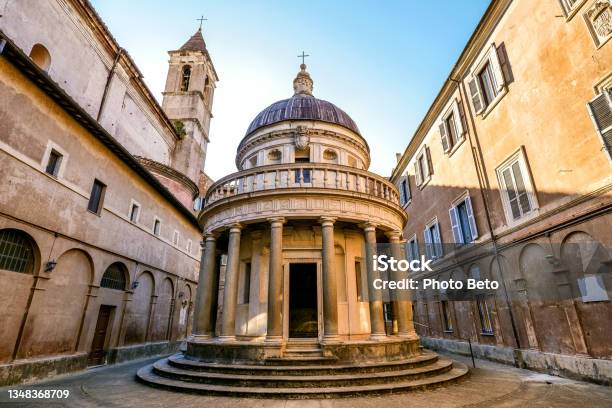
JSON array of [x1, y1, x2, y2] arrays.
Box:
[[90, 0, 490, 179]]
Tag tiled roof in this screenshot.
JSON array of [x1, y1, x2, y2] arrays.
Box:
[[180, 29, 206, 52]]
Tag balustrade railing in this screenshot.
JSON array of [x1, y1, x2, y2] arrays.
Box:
[[205, 163, 400, 206]]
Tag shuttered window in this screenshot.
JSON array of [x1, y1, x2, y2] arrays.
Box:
[[587, 90, 612, 161], [468, 43, 510, 115], [414, 146, 433, 188], [423, 221, 443, 260], [398, 175, 411, 206], [449, 195, 478, 246], [440, 99, 467, 154], [406, 237, 419, 262], [497, 150, 536, 223]]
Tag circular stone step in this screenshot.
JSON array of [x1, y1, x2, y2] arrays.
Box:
[[136, 362, 469, 399], [150, 358, 454, 388]]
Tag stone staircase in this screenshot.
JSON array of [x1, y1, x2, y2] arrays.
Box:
[[136, 350, 469, 398]]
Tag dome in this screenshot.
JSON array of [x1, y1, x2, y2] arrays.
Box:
[[245, 94, 361, 136]]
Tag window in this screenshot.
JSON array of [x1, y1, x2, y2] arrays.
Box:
[[355, 260, 364, 301], [267, 149, 282, 164], [100, 262, 127, 290], [467, 43, 509, 115], [449, 195, 478, 245], [441, 300, 453, 332], [129, 202, 140, 223], [496, 149, 537, 223], [241, 263, 251, 304], [440, 100, 466, 153], [45, 150, 63, 177], [87, 179, 106, 215], [0, 229, 35, 274], [414, 146, 432, 188], [295, 157, 311, 183], [406, 236, 419, 262], [398, 175, 411, 206], [29, 43, 51, 71], [424, 221, 443, 260], [173, 230, 179, 246], [587, 88, 612, 161], [477, 296, 494, 334], [584, 1, 612, 47], [153, 219, 161, 236], [180, 65, 191, 91]]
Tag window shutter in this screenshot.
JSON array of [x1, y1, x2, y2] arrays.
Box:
[[453, 99, 465, 135], [439, 122, 450, 153], [511, 161, 532, 214], [426, 146, 433, 177], [501, 167, 521, 220], [423, 228, 432, 259], [458, 100, 468, 135], [468, 77, 484, 114], [587, 92, 612, 159], [449, 206, 463, 245], [414, 160, 422, 186], [405, 172, 412, 201], [489, 43, 505, 92], [465, 195, 478, 240], [398, 176, 407, 206], [496, 42, 513, 84], [433, 223, 443, 258]]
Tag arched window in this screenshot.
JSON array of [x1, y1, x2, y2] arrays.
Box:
[[180, 65, 191, 91], [0, 229, 36, 274], [29, 44, 51, 72], [100, 262, 127, 290]]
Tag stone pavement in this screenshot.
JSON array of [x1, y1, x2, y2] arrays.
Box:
[[0, 352, 610, 407]]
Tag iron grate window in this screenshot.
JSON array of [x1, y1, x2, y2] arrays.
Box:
[[0, 229, 35, 274], [100, 263, 127, 290]]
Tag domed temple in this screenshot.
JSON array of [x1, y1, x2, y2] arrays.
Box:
[[138, 64, 468, 397]]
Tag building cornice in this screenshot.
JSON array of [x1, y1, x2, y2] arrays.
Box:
[[136, 156, 200, 199]]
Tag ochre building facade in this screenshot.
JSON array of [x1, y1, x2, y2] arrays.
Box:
[[390, 0, 612, 384]]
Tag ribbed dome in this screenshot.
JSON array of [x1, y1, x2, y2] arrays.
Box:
[[245, 94, 360, 136]]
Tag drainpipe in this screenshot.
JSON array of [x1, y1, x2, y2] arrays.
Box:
[[97, 47, 123, 121], [452, 78, 523, 353]]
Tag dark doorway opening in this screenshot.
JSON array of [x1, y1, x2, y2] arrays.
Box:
[[88, 305, 114, 366], [289, 263, 318, 338]]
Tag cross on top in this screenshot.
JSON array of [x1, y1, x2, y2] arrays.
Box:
[[297, 51, 310, 65], [197, 15, 207, 30]]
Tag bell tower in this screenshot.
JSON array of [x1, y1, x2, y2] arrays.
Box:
[[162, 28, 218, 190]]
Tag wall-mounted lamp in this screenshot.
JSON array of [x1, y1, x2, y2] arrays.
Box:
[[545, 254, 561, 267], [44, 260, 57, 272], [178, 291, 184, 298], [131, 281, 140, 290]]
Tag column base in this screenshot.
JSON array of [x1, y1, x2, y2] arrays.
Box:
[[191, 333, 214, 341], [322, 334, 341, 343], [264, 335, 283, 344], [369, 333, 388, 341], [216, 335, 236, 343]]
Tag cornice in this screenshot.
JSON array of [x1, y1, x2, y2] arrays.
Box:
[[135, 157, 200, 199]]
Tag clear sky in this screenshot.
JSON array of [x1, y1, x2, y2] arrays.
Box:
[[90, 0, 490, 180]]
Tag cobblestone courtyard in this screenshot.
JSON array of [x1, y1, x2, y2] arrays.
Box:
[[1, 353, 610, 407]]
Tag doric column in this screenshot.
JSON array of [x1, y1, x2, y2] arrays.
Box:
[[320, 216, 339, 341], [219, 223, 243, 340], [386, 230, 416, 338], [362, 222, 386, 339], [266, 217, 285, 342], [192, 232, 218, 338]]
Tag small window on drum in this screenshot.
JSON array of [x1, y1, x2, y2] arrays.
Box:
[[100, 262, 127, 290], [0, 229, 36, 274], [267, 149, 282, 164]]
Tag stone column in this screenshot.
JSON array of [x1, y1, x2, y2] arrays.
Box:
[[362, 222, 386, 339], [219, 223, 242, 340], [266, 217, 285, 342], [321, 216, 339, 341], [192, 232, 218, 338], [386, 230, 416, 338]]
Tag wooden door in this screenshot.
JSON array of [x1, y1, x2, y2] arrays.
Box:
[[88, 305, 113, 366]]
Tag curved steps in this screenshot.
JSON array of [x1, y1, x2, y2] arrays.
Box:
[[136, 352, 469, 398]]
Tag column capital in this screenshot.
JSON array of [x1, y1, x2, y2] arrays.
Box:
[[359, 221, 378, 232], [267, 217, 286, 226], [228, 223, 243, 233], [203, 231, 219, 241], [319, 216, 337, 226], [385, 230, 402, 242]]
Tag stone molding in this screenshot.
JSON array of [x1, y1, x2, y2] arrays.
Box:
[[136, 156, 199, 199]]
